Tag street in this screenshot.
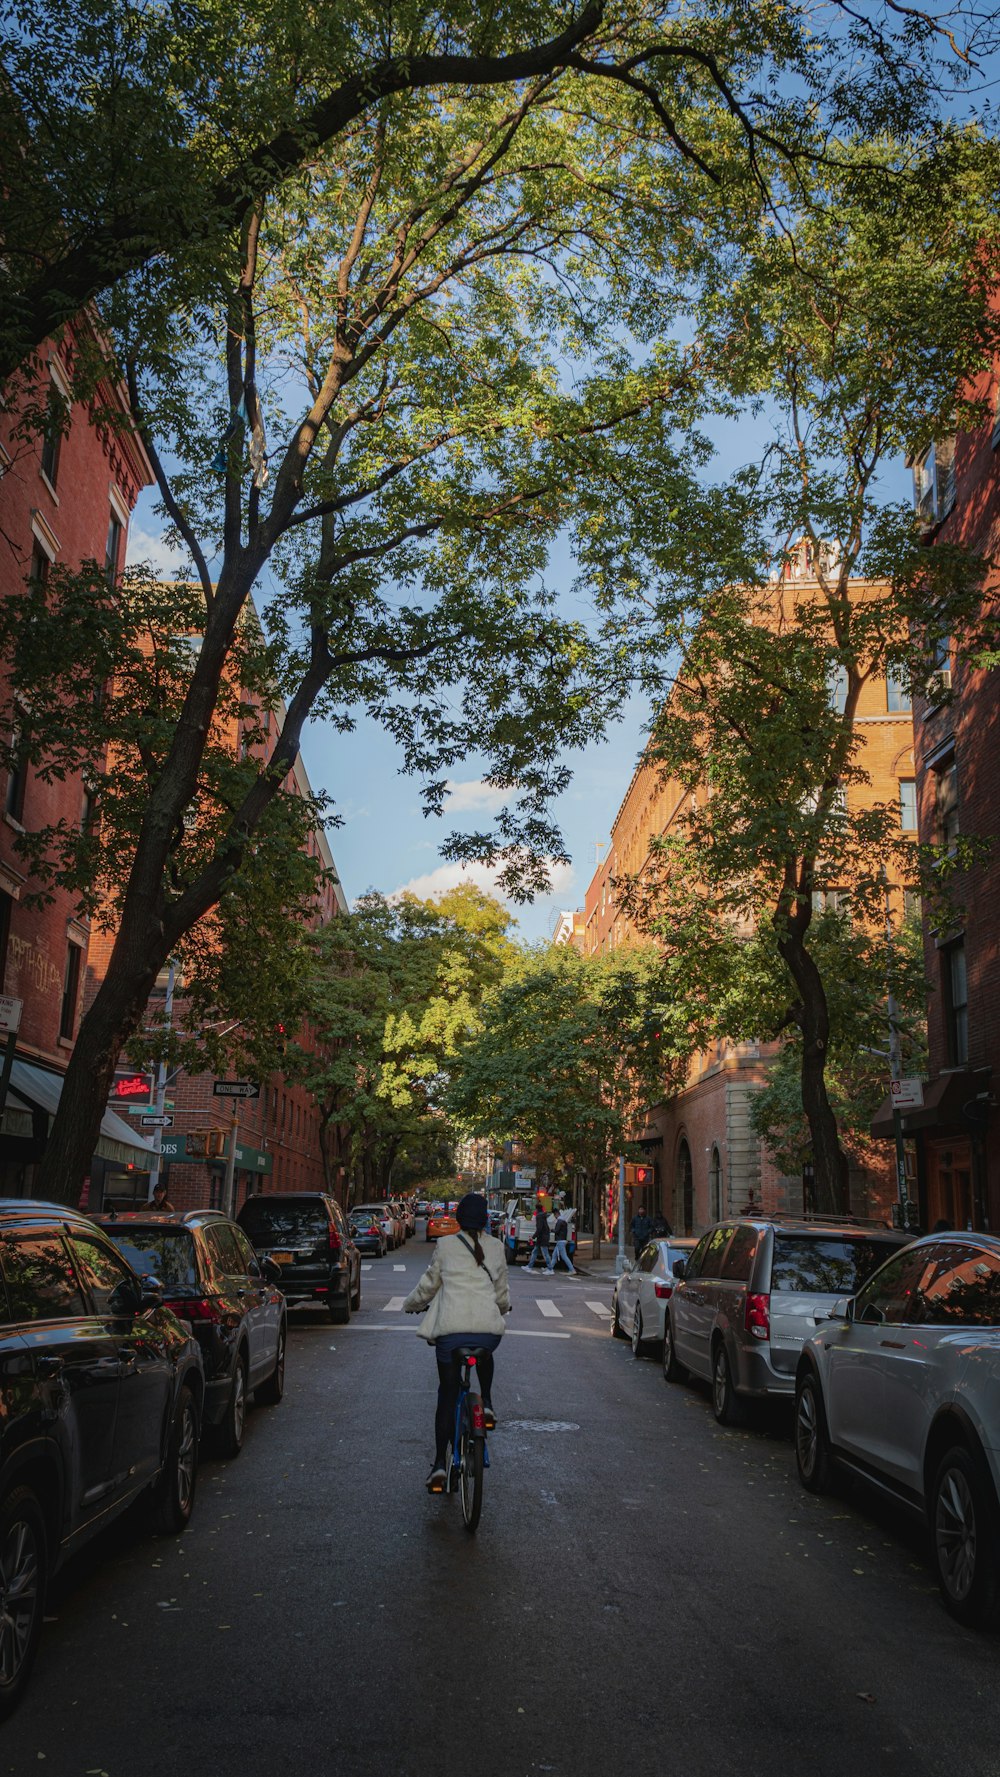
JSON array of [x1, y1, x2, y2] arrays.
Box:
[[5, 1252, 998, 1777]]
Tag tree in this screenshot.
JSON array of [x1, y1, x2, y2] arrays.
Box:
[[447, 941, 687, 1247], [298, 886, 512, 1198], [604, 140, 999, 1211], [1, 0, 974, 384]]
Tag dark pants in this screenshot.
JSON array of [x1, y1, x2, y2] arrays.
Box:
[[433, 1332, 501, 1466]]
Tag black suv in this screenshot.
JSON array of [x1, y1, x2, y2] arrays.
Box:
[[237, 1193, 361, 1323], [0, 1200, 205, 1717], [95, 1211, 287, 1458]]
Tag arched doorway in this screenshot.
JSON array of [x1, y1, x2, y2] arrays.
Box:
[[710, 1146, 723, 1223], [675, 1139, 694, 1235]]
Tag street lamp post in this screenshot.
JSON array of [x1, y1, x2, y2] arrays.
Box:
[[147, 957, 176, 1200]]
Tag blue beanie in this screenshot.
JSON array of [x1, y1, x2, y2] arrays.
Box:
[[456, 1192, 488, 1231]]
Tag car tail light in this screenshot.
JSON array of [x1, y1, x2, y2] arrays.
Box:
[[165, 1296, 220, 1323], [653, 1280, 673, 1300], [329, 1226, 342, 1257], [745, 1292, 770, 1341]]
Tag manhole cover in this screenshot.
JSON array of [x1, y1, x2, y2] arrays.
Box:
[[505, 1420, 580, 1433]]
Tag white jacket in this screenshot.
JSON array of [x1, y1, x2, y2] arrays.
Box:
[[403, 1231, 511, 1342]]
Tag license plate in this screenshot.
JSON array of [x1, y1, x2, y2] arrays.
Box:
[[269, 1250, 293, 1265]]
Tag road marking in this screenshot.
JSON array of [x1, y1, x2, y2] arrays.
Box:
[[361, 1264, 372, 1272], [586, 1301, 613, 1319], [393, 1264, 406, 1272], [385, 1296, 407, 1312], [536, 1299, 563, 1319], [352, 1325, 571, 1339]]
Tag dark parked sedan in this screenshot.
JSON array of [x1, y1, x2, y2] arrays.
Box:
[[95, 1211, 286, 1458], [349, 1211, 386, 1257], [0, 1199, 205, 1718], [237, 1192, 361, 1323]]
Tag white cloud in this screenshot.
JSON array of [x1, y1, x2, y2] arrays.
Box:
[[390, 856, 575, 906], [444, 778, 508, 813], [125, 525, 189, 576]]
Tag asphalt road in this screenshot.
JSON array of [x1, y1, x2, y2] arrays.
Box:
[[6, 1242, 999, 1777]]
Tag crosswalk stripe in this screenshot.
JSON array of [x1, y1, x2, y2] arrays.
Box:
[[385, 1296, 407, 1312], [586, 1301, 613, 1319], [361, 1264, 372, 1272], [393, 1264, 406, 1272], [536, 1299, 563, 1319]]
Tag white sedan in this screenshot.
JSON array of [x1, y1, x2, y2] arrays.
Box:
[[612, 1238, 698, 1356], [796, 1230, 1000, 1628]]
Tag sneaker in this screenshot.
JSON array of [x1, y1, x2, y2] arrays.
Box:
[[483, 1406, 496, 1431], [426, 1465, 447, 1493]]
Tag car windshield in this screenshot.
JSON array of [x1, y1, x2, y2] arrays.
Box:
[[771, 1236, 900, 1295], [239, 1200, 328, 1246], [102, 1227, 198, 1287]]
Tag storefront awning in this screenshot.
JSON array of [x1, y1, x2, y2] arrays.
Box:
[[871, 1068, 991, 1140], [4, 1061, 157, 1170]]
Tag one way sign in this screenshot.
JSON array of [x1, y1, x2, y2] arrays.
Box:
[[213, 1080, 260, 1099]]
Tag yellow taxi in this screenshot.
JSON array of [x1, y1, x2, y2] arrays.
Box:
[[426, 1202, 460, 1241]]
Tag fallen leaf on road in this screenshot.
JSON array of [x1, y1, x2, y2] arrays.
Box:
[[856, 1693, 877, 1705]]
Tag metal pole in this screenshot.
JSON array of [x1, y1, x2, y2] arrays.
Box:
[[0, 1028, 17, 1124], [223, 1101, 239, 1217], [147, 957, 176, 1199], [615, 1153, 628, 1276]]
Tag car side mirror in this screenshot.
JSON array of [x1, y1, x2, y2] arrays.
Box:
[[261, 1258, 282, 1283], [108, 1277, 144, 1316], [672, 1258, 687, 1280], [828, 1296, 853, 1322], [137, 1274, 164, 1313], [621, 1258, 634, 1273]]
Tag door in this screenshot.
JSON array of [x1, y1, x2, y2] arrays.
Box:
[[670, 1232, 712, 1374], [205, 1223, 264, 1379], [232, 1223, 278, 1379], [68, 1230, 173, 1495], [683, 1225, 733, 1380], [0, 1231, 121, 1527], [823, 1247, 929, 1470], [633, 1243, 661, 1336]]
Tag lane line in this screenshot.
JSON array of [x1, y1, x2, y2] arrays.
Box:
[[393, 1264, 406, 1272], [361, 1264, 372, 1272], [536, 1299, 563, 1319], [586, 1301, 613, 1319], [385, 1296, 407, 1312], [351, 1325, 571, 1339]]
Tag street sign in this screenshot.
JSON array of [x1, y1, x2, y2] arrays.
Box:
[[890, 1077, 924, 1110], [213, 1080, 260, 1099], [0, 995, 22, 1034], [140, 1114, 173, 1128], [110, 1072, 153, 1103]]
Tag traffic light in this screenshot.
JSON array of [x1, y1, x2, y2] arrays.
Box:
[[187, 1129, 227, 1160], [275, 1023, 287, 1058], [635, 1164, 652, 1189]]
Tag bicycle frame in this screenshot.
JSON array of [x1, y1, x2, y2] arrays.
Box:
[[450, 1353, 490, 1473]]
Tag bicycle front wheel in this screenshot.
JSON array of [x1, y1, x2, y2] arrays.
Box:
[[459, 1407, 484, 1532]]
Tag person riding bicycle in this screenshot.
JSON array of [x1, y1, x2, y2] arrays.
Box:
[[403, 1191, 511, 1494]]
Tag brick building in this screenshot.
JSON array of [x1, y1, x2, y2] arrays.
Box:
[[0, 330, 156, 1192], [871, 368, 1000, 1230], [575, 564, 914, 1235]]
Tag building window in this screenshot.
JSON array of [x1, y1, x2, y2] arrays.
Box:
[[935, 755, 960, 854], [104, 511, 124, 582], [39, 406, 62, 491], [4, 730, 27, 824], [827, 663, 848, 714], [943, 939, 968, 1066], [886, 669, 911, 713], [913, 436, 957, 527], [59, 941, 83, 1040], [899, 780, 917, 833], [904, 888, 922, 926]]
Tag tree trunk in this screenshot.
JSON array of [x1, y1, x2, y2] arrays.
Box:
[[775, 916, 850, 1216]]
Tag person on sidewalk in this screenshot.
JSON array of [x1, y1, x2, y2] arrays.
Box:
[[403, 1191, 511, 1493], [551, 1209, 577, 1274], [525, 1203, 555, 1272], [631, 1208, 653, 1261]]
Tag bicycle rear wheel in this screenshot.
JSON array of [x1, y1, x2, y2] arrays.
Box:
[[459, 1404, 484, 1532]]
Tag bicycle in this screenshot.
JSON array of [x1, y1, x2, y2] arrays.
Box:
[[444, 1344, 491, 1532]]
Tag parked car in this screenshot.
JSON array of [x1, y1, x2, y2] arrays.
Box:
[[612, 1237, 699, 1353], [349, 1210, 387, 1257], [95, 1210, 286, 1458], [395, 1198, 415, 1238], [354, 1201, 399, 1250], [426, 1205, 460, 1241], [503, 1198, 577, 1264], [664, 1216, 909, 1425], [237, 1193, 361, 1323], [795, 1230, 1000, 1627], [0, 1200, 205, 1717]]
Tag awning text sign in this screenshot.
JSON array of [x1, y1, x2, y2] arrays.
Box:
[[890, 1077, 924, 1111]]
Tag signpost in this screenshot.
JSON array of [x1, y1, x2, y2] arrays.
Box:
[[890, 1077, 924, 1111], [0, 995, 23, 1125], [213, 1080, 260, 1100], [212, 1082, 258, 1214], [140, 1114, 173, 1129]]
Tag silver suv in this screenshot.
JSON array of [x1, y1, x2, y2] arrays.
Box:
[[663, 1216, 909, 1425]]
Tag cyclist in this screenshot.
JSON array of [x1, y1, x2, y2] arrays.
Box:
[[403, 1191, 511, 1493]]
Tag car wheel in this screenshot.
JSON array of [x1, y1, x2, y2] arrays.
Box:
[[214, 1349, 249, 1458], [711, 1341, 747, 1427], [663, 1314, 686, 1383], [351, 1265, 362, 1311], [795, 1372, 832, 1493], [256, 1323, 286, 1406], [932, 1444, 1000, 1627], [611, 1296, 626, 1339], [631, 1305, 646, 1358], [330, 1291, 351, 1325], [0, 1486, 47, 1719], [151, 1384, 199, 1534]]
